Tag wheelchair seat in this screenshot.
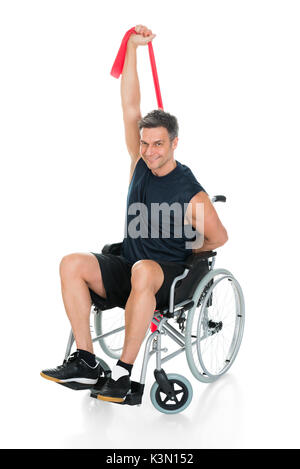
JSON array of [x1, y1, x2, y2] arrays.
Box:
[[90, 242, 216, 313]]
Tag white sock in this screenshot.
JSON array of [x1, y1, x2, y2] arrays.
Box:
[[111, 364, 130, 381]]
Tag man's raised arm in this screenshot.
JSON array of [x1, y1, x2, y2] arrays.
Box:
[[121, 25, 156, 167]]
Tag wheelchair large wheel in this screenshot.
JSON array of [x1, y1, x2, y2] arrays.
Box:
[[93, 306, 125, 359], [150, 373, 193, 414], [185, 268, 245, 383]]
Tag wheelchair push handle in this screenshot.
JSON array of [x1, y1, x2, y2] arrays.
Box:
[[211, 195, 226, 203]]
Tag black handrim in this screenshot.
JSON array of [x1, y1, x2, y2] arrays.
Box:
[[155, 379, 189, 411]]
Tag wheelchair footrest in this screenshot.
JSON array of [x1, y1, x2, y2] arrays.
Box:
[[123, 381, 145, 406], [90, 379, 145, 406]]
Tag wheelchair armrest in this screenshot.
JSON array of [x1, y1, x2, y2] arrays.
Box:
[[168, 268, 190, 314], [101, 242, 123, 256], [166, 251, 216, 314], [181, 251, 217, 270]]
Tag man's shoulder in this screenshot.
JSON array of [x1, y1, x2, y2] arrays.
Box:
[[177, 161, 204, 184], [177, 160, 196, 177], [130, 157, 147, 180], [135, 157, 148, 171], [175, 161, 207, 201]]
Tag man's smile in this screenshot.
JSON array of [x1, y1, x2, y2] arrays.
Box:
[[145, 156, 161, 162]]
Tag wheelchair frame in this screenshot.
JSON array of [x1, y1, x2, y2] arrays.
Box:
[[63, 195, 245, 413]]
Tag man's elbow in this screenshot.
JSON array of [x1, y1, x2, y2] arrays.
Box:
[[208, 227, 228, 249], [218, 228, 229, 247]]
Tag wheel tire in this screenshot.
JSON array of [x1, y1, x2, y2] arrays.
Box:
[[150, 373, 193, 414]]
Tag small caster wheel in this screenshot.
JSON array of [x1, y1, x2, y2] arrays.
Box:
[[150, 373, 193, 414]]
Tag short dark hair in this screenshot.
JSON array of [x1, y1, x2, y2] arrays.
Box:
[[138, 109, 179, 142]]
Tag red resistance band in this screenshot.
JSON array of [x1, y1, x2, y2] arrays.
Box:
[[110, 27, 164, 110]]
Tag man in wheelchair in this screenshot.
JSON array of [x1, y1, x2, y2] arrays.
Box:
[[40, 25, 228, 403]]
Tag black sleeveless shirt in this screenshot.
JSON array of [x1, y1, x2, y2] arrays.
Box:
[[121, 158, 206, 264]]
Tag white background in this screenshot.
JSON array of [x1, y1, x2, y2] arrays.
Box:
[[0, 0, 299, 449]]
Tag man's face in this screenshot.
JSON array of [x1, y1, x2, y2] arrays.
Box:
[[140, 127, 178, 171]]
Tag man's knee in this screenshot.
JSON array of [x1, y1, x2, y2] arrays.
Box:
[[59, 253, 85, 279], [131, 260, 164, 294]]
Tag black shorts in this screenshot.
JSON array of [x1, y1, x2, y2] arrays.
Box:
[[88, 252, 188, 311]]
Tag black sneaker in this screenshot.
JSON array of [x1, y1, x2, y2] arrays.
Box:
[[96, 376, 131, 403], [40, 352, 101, 390]]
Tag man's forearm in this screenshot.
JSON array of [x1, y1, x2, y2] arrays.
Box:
[[121, 43, 141, 111]]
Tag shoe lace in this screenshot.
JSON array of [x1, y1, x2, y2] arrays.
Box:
[[63, 351, 79, 365]]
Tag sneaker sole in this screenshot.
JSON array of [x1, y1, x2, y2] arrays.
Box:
[[97, 394, 125, 403], [40, 372, 61, 383], [40, 372, 97, 385]]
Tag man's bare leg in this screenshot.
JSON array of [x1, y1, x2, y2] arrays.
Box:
[[120, 260, 164, 365], [96, 260, 164, 401], [59, 253, 107, 354], [40, 253, 106, 385]]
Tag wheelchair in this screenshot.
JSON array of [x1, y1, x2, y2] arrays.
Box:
[[63, 195, 245, 414]]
